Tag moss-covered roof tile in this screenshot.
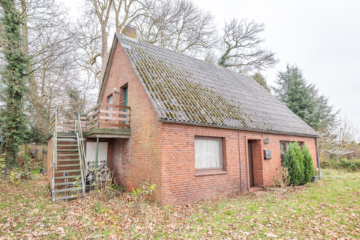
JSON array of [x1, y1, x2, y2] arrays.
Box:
[[116, 34, 319, 137]]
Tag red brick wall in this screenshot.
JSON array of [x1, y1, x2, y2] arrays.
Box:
[[160, 123, 318, 205], [100, 40, 163, 201], [112, 138, 130, 186]]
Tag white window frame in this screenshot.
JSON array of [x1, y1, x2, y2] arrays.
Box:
[[195, 136, 223, 170]]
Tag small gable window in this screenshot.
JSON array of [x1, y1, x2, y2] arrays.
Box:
[[195, 137, 223, 170], [107, 94, 113, 117]]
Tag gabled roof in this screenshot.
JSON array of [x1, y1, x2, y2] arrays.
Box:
[[101, 34, 319, 137]]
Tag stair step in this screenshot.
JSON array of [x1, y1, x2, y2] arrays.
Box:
[[55, 169, 80, 173], [57, 149, 78, 152], [55, 187, 82, 193], [56, 194, 83, 201], [57, 144, 78, 147], [55, 181, 82, 186], [55, 175, 81, 179], [56, 159, 79, 162], [57, 154, 78, 156], [57, 164, 80, 167]]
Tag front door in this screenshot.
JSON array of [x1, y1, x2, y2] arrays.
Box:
[[248, 141, 255, 187]]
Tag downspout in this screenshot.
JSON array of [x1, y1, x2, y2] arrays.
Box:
[[315, 137, 321, 179], [244, 136, 249, 191], [238, 132, 242, 192]]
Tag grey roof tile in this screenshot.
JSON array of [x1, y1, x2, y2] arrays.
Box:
[[116, 34, 319, 137]]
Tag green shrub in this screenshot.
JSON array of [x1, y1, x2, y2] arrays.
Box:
[[321, 159, 360, 172], [283, 142, 304, 186], [302, 144, 314, 183]]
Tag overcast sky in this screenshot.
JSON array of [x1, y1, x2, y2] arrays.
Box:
[[63, 0, 360, 132]]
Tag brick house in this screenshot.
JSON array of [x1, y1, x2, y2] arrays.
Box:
[[48, 26, 320, 204]]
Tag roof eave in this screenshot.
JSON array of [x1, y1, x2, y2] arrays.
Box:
[[159, 119, 320, 138]]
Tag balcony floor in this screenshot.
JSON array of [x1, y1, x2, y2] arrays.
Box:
[[83, 128, 131, 138]]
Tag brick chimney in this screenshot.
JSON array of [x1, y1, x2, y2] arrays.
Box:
[[122, 25, 137, 39]]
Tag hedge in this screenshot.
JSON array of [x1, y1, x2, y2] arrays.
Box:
[[321, 159, 360, 172]]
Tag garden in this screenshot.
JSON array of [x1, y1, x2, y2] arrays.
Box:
[[1, 142, 360, 239], [1, 168, 360, 238]]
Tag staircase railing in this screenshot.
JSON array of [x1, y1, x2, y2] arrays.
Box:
[[76, 112, 86, 197], [49, 109, 58, 202]]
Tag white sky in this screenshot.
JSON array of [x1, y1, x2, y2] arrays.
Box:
[[63, 0, 360, 131]]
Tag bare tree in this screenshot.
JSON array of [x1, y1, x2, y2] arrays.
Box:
[[77, 0, 154, 90], [337, 113, 360, 144], [318, 113, 359, 160], [135, 0, 218, 56], [203, 49, 217, 64], [74, 13, 102, 89], [113, 0, 153, 33], [85, 0, 113, 89], [15, 0, 89, 140], [218, 19, 278, 73]]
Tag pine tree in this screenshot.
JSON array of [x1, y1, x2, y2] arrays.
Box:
[[252, 73, 270, 92], [302, 144, 314, 183], [283, 142, 304, 186], [286, 75, 316, 127], [272, 64, 337, 130], [308, 85, 338, 130], [0, 0, 31, 165]]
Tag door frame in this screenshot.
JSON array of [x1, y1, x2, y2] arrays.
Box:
[[245, 136, 266, 189], [248, 140, 255, 187]]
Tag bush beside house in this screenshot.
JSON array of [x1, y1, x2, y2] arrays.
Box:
[[302, 145, 315, 183], [283, 142, 304, 185], [283, 142, 315, 186]]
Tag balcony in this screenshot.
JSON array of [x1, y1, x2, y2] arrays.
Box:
[[50, 104, 131, 138], [84, 104, 131, 138]]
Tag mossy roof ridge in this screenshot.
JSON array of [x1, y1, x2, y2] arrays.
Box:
[[116, 34, 319, 137]]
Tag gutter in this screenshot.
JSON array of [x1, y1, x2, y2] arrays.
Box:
[[159, 119, 320, 138]]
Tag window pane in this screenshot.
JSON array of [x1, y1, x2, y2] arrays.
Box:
[[195, 138, 222, 169], [280, 142, 286, 155], [280, 142, 286, 166], [107, 95, 113, 117]]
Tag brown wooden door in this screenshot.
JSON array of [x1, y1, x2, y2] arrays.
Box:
[[248, 141, 254, 187]]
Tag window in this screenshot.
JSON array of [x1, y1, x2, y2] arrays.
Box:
[[280, 141, 303, 166], [195, 137, 223, 170], [107, 95, 113, 117]]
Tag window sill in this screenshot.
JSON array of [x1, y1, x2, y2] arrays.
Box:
[[195, 169, 227, 177]]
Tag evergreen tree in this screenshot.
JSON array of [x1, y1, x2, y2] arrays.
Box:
[[0, 0, 31, 165], [308, 85, 338, 130], [272, 64, 337, 130], [283, 142, 304, 186], [252, 73, 270, 92], [302, 144, 314, 183], [285, 74, 316, 127]]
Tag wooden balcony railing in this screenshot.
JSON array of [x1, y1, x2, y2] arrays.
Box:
[[49, 104, 131, 133], [85, 104, 131, 131]]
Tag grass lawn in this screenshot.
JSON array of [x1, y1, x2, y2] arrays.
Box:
[[1, 169, 360, 239]]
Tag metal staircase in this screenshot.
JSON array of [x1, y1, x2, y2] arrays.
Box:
[[50, 110, 86, 202]]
